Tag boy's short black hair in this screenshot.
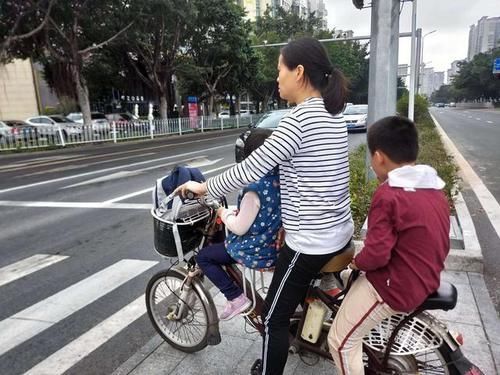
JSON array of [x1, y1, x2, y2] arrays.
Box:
[[367, 116, 419, 163], [243, 128, 273, 160]]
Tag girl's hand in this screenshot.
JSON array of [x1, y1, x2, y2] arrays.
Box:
[[216, 207, 225, 217], [174, 181, 207, 198], [349, 259, 359, 270]]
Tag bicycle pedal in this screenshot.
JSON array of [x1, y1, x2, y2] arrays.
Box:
[[250, 359, 262, 375]]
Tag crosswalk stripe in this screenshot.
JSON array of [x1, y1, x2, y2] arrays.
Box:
[[0, 259, 157, 357], [25, 295, 146, 375], [0, 254, 69, 288]]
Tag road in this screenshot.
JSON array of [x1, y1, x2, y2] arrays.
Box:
[[0, 129, 366, 375], [430, 107, 500, 312]]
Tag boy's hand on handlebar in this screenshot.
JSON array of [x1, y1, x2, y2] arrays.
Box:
[[174, 181, 208, 198]]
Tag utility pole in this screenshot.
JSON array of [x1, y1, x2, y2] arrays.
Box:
[[408, 0, 418, 121], [367, 0, 401, 127]]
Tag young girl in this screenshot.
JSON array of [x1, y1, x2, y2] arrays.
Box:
[[177, 37, 352, 375], [196, 128, 281, 321]]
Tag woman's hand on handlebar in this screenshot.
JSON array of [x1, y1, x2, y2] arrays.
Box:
[[174, 181, 208, 199]]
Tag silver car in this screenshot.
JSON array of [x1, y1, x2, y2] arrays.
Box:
[[25, 115, 83, 139], [66, 112, 110, 133]]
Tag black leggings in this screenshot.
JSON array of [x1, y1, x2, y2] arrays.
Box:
[[260, 243, 346, 375]]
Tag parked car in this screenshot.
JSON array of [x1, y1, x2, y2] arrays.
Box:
[[436, 103, 445, 108], [65, 112, 111, 133], [343, 104, 368, 132], [234, 109, 290, 163], [3, 120, 39, 142], [449, 102, 456, 107], [0, 120, 15, 144], [239, 110, 254, 117], [219, 111, 230, 119], [25, 115, 82, 139]]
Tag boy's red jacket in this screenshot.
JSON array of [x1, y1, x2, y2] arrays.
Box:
[[355, 177, 450, 312]]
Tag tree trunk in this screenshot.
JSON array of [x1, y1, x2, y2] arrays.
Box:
[[71, 65, 92, 127], [208, 94, 214, 118], [159, 95, 168, 119]]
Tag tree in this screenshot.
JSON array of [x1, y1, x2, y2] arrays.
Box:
[[430, 84, 460, 103], [4, 0, 137, 126], [452, 49, 500, 101], [186, 0, 256, 116], [121, 0, 194, 119], [0, 0, 56, 61]]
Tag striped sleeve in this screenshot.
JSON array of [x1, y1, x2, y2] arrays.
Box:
[[207, 114, 302, 198]]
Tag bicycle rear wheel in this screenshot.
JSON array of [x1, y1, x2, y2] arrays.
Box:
[[146, 269, 210, 353]]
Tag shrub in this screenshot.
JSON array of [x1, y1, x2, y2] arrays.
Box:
[[397, 93, 429, 122]]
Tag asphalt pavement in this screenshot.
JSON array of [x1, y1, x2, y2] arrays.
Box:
[[0, 128, 366, 375]]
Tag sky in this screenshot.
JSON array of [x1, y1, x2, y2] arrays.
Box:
[[325, 0, 499, 77]]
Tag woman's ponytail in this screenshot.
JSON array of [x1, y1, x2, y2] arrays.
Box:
[[322, 68, 349, 115]]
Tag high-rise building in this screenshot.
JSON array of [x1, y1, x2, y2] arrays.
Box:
[[467, 16, 500, 61], [236, 0, 273, 19], [421, 67, 445, 97], [309, 0, 328, 29], [446, 60, 462, 84]]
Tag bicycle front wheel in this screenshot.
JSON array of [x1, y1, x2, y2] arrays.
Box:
[[146, 269, 210, 353]]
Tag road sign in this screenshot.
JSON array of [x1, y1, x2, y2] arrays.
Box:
[[493, 58, 500, 74]]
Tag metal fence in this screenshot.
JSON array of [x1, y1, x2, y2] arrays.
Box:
[[0, 114, 263, 152]]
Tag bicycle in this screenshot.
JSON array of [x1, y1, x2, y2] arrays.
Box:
[[146, 193, 483, 374]]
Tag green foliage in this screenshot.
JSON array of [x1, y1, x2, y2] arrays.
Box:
[[349, 145, 378, 237], [450, 49, 500, 101], [415, 112, 459, 209], [396, 93, 429, 122], [430, 84, 461, 104]]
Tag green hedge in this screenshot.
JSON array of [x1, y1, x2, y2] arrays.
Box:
[[349, 108, 459, 237]]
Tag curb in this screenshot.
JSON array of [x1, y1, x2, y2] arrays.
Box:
[[429, 112, 485, 273], [446, 191, 483, 273]]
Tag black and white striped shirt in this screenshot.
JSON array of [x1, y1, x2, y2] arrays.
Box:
[[207, 97, 353, 255]]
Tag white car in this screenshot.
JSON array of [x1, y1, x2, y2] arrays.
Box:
[[343, 104, 368, 132], [219, 111, 230, 119], [25, 115, 83, 138], [66, 112, 110, 132]]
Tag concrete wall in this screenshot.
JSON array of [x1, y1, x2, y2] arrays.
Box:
[[0, 59, 39, 120]]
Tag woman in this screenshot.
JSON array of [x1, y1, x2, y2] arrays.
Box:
[[177, 37, 353, 375]]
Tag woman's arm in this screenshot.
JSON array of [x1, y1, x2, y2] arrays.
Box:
[[207, 115, 302, 197], [218, 191, 260, 236]]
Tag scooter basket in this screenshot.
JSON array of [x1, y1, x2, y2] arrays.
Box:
[[151, 200, 210, 258]]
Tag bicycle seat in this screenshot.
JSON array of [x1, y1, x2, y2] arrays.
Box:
[[320, 245, 354, 273], [419, 281, 457, 311]]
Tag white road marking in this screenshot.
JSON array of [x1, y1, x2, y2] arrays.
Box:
[[63, 171, 143, 189], [103, 159, 229, 203], [0, 254, 69, 288], [0, 143, 232, 194], [0, 201, 151, 209], [487, 121, 493, 124], [24, 295, 146, 375], [20, 152, 157, 178], [0, 259, 157, 357], [476, 118, 481, 121], [430, 113, 500, 241]]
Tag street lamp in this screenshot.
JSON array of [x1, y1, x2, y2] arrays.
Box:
[[418, 30, 437, 92]]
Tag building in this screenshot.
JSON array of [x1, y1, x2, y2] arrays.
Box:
[[236, 0, 273, 19], [308, 0, 328, 29], [0, 59, 40, 120], [446, 60, 462, 84], [468, 16, 500, 61], [397, 64, 409, 87], [421, 67, 445, 97], [0, 59, 61, 120]]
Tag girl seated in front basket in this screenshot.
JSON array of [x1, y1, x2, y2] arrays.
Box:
[[196, 128, 281, 321]]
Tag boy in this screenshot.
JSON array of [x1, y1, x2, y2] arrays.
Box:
[[328, 116, 450, 374]]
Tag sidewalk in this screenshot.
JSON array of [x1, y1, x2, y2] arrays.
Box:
[[113, 267, 499, 375]]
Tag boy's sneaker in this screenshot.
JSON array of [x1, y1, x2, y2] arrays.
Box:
[[219, 294, 251, 321]]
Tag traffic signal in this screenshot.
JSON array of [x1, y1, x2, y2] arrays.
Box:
[[352, 0, 364, 9]]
